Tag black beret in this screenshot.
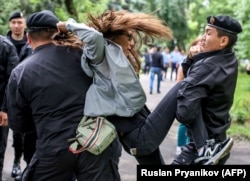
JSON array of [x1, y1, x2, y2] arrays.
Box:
[[207, 15, 242, 35], [9, 11, 24, 21], [26, 10, 59, 31]]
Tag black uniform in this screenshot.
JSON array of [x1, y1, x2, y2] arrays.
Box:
[[6, 30, 35, 168], [177, 48, 238, 148], [0, 35, 19, 180], [7, 43, 121, 180]]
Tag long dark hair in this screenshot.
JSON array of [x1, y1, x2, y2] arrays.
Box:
[[87, 10, 173, 74]]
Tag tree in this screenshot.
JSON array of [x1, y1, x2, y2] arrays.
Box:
[[157, 0, 189, 50], [1, 0, 249, 61], [0, 0, 109, 35]]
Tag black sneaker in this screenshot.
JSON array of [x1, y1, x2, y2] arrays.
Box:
[[171, 142, 198, 165], [195, 137, 234, 165], [11, 162, 21, 177]]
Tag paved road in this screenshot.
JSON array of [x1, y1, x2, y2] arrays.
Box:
[[2, 73, 250, 181]]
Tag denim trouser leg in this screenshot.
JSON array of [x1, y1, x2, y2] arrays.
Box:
[[177, 123, 189, 147], [150, 67, 162, 93], [122, 82, 181, 156], [149, 71, 155, 92], [157, 72, 162, 92]]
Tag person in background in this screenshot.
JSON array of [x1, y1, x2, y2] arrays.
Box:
[[161, 46, 171, 80], [7, 10, 121, 181], [0, 35, 19, 181], [142, 47, 151, 74], [6, 11, 35, 181], [149, 46, 164, 94], [176, 37, 202, 81], [179, 49, 186, 71], [170, 45, 182, 81]]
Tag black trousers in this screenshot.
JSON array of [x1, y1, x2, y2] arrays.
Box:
[[119, 133, 165, 165], [22, 136, 122, 181], [120, 82, 209, 160], [120, 82, 181, 160], [12, 131, 37, 164], [0, 126, 8, 180]]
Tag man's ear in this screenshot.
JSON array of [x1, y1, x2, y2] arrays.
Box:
[[26, 33, 34, 49], [220, 36, 229, 47], [26, 33, 31, 44]]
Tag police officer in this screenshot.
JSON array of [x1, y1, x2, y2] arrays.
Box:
[[7, 11, 35, 181], [173, 15, 242, 165], [0, 35, 19, 181], [6, 10, 121, 181]]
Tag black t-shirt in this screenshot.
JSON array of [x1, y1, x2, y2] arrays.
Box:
[[9, 35, 27, 56]]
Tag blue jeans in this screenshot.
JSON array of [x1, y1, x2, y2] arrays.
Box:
[[177, 123, 189, 147], [150, 67, 162, 93]]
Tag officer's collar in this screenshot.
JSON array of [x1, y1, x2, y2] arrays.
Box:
[[193, 48, 233, 62]]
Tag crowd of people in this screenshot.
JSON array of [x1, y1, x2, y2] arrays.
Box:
[[0, 8, 243, 181]]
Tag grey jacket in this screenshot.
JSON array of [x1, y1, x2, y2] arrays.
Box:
[[66, 19, 146, 117]]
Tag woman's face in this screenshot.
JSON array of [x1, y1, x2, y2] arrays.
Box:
[[112, 30, 135, 56]]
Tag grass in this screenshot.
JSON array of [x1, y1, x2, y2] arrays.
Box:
[[227, 120, 250, 141], [228, 71, 250, 141]]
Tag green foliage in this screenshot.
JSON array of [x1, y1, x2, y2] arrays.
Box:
[[227, 121, 250, 141], [157, 0, 189, 50], [75, 0, 109, 22], [0, 0, 109, 35], [0, 0, 22, 35], [230, 72, 250, 124], [0, 0, 250, 59], [1, 0, 250, 62], [232, 0, 250, 60]]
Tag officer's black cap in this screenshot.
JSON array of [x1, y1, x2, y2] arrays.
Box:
[[207, 15, 242, 35], [26, 10, 59, 31], [9, 11, 24, 21]]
